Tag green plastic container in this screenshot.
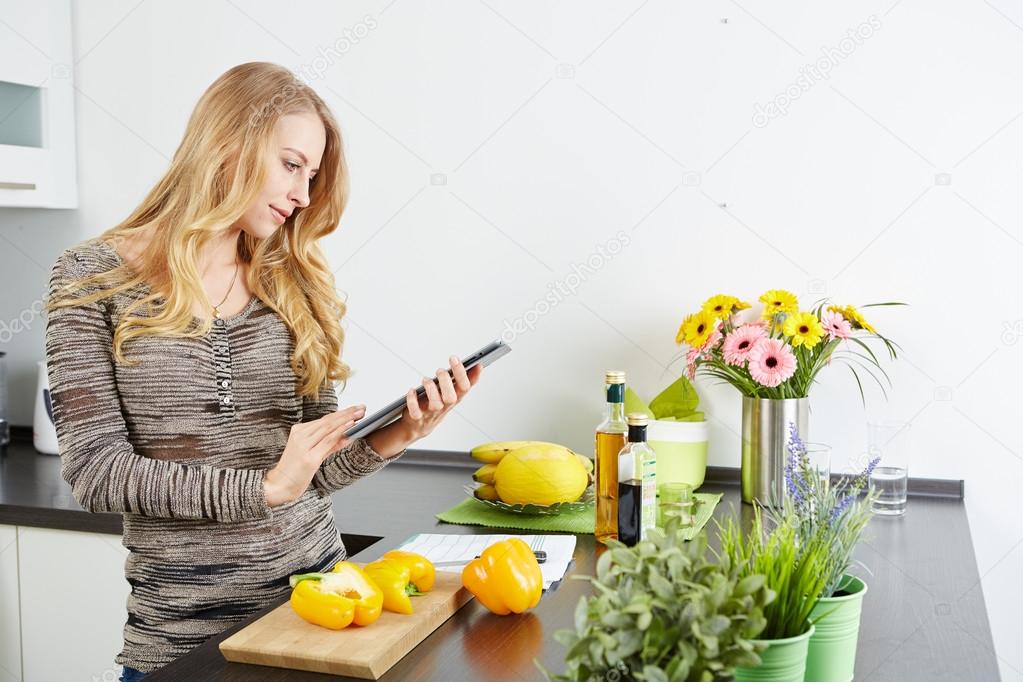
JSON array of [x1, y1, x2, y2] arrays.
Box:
[[734, 624, 815, 682], [804, 575, 867, 682], [647, 419, 708, 491]]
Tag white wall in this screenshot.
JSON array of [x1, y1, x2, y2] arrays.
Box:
[[0, 1, 1020, 677]]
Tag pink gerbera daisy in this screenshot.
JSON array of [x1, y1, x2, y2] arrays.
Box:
[[685, 329, 720, 378], [722, 324, 767, 366], [748, 338, 797, 387], [701, 328, 723, 351], [685, 346, 701, 379], [821, 309, 852, 340]]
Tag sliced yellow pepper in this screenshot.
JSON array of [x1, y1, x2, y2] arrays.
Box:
[[364, 551, 435, 615], [380, 550, 435, 593], [365, 559, 416, 615], [461, 538, 543, 615], [289, 561, 383, 629]]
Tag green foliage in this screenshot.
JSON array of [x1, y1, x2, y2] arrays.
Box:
[[539, 516, 773, 682], [768, 425, 881, 597], [716, 505, 834, 640]]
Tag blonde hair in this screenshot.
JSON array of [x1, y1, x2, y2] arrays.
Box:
[[46, 62, 351, 398]]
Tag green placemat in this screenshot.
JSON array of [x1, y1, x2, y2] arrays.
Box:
[[436, 493, 722, 538]]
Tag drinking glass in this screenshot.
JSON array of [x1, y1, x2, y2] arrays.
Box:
[[867, 421, 911, 516], [658, 482, 695, 528], [804, 442, 832, 492]]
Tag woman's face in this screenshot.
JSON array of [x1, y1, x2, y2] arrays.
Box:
[[237, 110, 326, 239]]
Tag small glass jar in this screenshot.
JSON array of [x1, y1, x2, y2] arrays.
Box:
[[658, 482, 695, 528]]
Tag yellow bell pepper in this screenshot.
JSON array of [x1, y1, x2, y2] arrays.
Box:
[[380, 550, 435, 593], [364, 551, 436, 615], [289, 561, 383, 629], [365, 560, 416, 615], [461, 538, 543, 615]]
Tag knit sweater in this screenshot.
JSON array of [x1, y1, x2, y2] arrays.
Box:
[[44, 238, 405, 672]]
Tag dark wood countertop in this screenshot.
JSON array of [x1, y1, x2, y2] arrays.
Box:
[[0, 437, 999, 680]]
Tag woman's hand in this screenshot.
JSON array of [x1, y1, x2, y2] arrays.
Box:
[[263, 404, 366, 507], [399, 355, 483, 444]]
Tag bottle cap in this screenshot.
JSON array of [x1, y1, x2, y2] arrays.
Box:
[[605, 370, 625, 384], [626, 413, 649, 426]]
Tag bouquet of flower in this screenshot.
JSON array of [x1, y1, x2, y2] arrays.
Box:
[[769, 423, 880, 598], [675, 290, 902, 402]]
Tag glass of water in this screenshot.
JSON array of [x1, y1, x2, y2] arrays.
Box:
[[867, 421, 911, 516], [804, 442, 832, 492]]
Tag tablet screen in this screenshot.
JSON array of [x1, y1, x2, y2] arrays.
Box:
[[343, 340, 511, 441]]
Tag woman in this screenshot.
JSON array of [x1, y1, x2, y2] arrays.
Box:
[[43, 62, 482, 681]]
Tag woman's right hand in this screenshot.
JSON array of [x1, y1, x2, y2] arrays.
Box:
[[263, 404, 366, 507]]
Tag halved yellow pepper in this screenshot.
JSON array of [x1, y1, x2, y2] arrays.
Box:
[[380, 550, 435, 593], [461, 538, 542, 615], [364, 551, 435, 615], [289, 561, 383, 629]]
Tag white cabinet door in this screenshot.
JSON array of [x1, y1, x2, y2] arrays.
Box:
[[18, 527, 129, 682], [0, 525, 20, 682], [0, 0, 78, 208]]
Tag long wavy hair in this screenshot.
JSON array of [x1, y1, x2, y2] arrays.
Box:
[[45, 62, 351, 399]]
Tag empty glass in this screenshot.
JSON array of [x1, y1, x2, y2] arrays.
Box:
[[658, 482, 695, 528], [867, 421, 911, 516], [804, 442, 832, 492]]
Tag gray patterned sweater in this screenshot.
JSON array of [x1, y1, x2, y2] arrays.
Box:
[[44, 238, 405, 673]]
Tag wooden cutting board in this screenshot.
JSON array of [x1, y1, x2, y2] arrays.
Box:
[[219, 569, 473, 679]]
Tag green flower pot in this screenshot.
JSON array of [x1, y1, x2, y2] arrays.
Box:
[[648, 419, 708, 489], [804, 575, 867, 682], [734, 624, 815, 682]]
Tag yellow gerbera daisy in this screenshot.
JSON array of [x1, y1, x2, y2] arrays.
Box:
[[759, 289, 799, 320], [827, 305, 876, 333], [676, 311, 717, 348], [783, 312, 824, 348], [702, 294, 752, 320]]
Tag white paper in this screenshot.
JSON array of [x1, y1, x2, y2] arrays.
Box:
[[395, 533, 577, 590]]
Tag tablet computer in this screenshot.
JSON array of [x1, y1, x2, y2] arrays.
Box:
[[344, 339, 511, 440]]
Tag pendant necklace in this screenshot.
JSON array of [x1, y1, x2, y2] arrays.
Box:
[[211, 259, 240, 320]]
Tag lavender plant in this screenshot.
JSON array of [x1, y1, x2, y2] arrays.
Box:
[[770, 423, 880, 597]]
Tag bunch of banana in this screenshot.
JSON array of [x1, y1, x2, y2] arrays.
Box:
[[469, 441, 594, 506]]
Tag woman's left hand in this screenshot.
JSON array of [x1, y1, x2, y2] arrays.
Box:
[[399, 355, 483, 443]]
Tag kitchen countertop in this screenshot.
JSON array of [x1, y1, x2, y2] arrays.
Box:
[[0, 436, 999, 681]]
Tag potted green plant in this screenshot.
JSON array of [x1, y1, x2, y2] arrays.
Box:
[[717, 499, 835, 681], [539, 515, 775, 681], [767, 423, 879, 682]]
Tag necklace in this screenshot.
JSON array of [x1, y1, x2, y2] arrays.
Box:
[[211, 259, 240, 320]]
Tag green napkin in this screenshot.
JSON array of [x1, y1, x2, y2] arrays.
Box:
[[436, 493, 722, 538]]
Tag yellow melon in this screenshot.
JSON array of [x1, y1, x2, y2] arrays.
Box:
[[494, 445, 589, 506]]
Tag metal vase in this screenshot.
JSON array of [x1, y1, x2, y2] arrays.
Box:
[[741, 396, 808, 505]]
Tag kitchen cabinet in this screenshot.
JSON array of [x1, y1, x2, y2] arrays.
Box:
[[0, 525, 20, 682], [0, 0, 78, 208], [17, 526, 129, 682]]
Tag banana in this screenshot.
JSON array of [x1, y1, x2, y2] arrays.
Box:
[[473, 484, 501, 501], [472, 463, 498, 485], [470, 440, 571, 463], [574, 453, 594, 474]]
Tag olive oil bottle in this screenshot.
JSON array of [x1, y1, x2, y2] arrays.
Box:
[[617, 413, 657, 547], [595, 370, 628, 545]]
